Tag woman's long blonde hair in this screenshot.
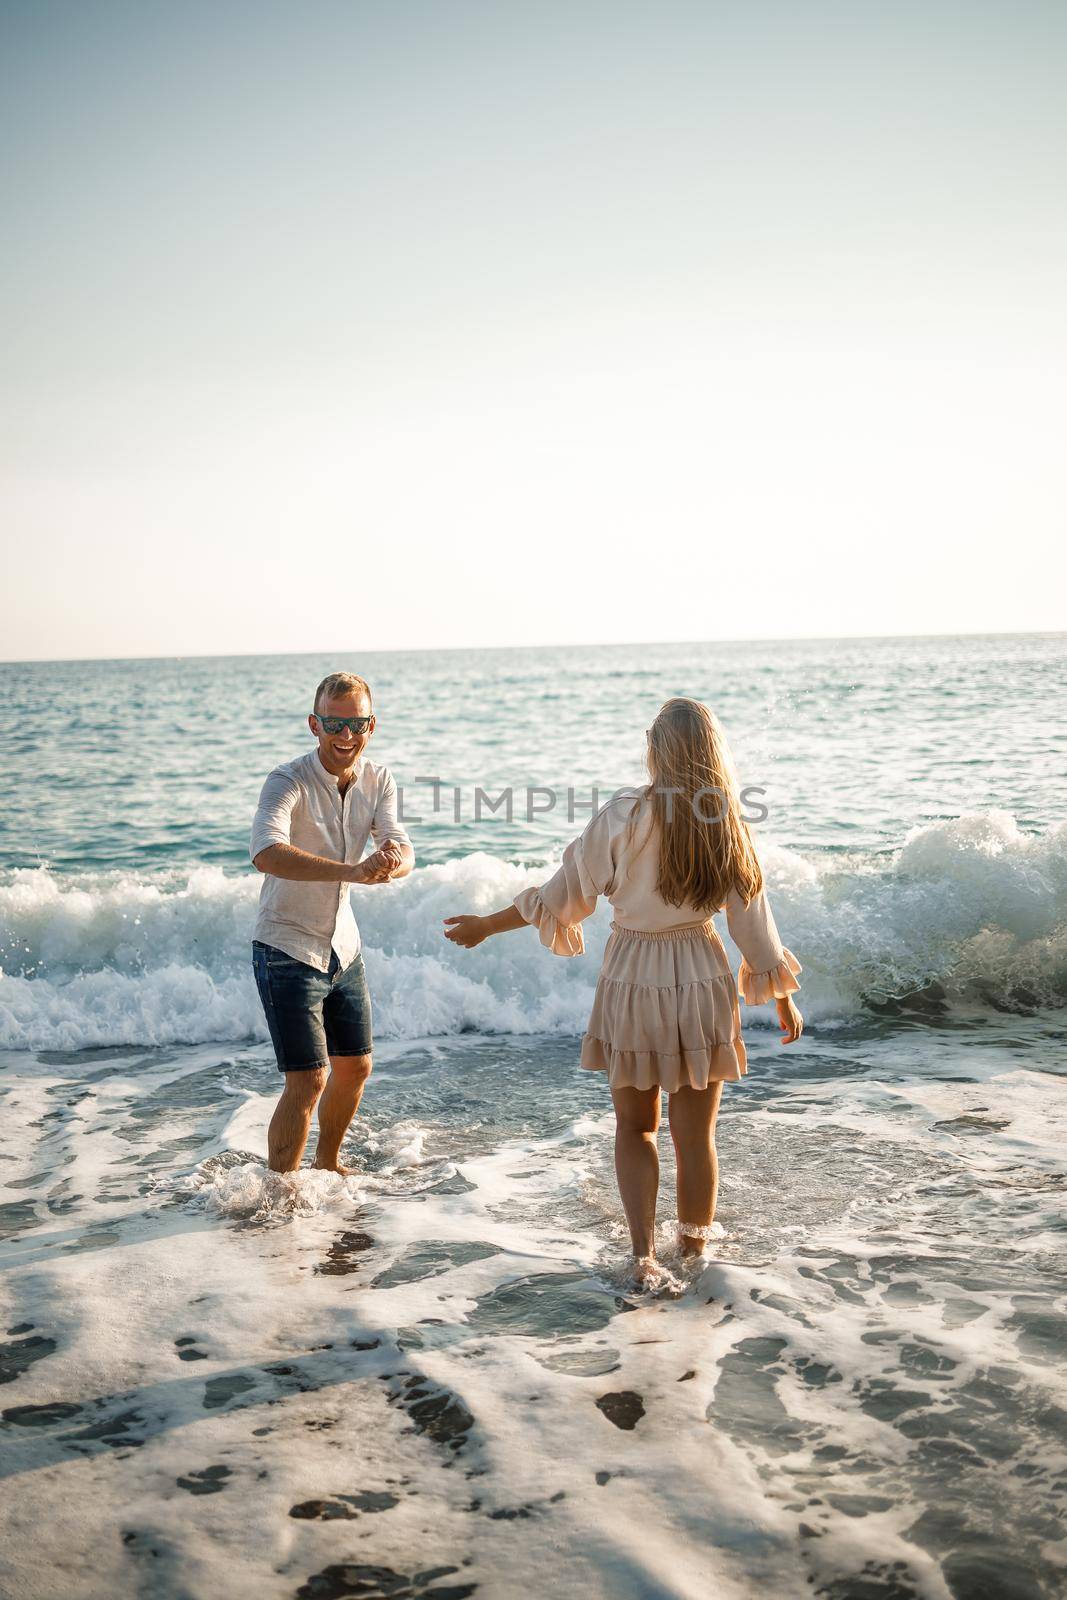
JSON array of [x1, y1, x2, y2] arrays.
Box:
[[633, 697, 763, 913]]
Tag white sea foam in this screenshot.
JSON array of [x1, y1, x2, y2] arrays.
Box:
[[362, 1122, 431, 1171], [169, 1154, 362, 1220], [2, 1021, 1065, 1598], [1, 812, 1065, 1050]]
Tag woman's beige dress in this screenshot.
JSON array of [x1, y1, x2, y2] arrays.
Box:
[[513, 789, 802, 1092]]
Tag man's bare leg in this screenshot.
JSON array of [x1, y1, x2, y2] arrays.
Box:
[[268, 1067, 328, 1172], [313, 1054, 372, 1174]]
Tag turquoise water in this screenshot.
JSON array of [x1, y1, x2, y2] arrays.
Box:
[[3, 632, 1065, 873], [2, 633, 1066, 1046], [1, 634, 1066, 1599]]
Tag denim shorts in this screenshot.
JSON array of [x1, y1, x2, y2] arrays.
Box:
[[252, 940, 373, 1073]]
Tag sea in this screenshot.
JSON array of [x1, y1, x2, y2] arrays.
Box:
[[1, 634, 1065, 1600]]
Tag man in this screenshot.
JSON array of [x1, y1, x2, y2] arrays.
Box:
[[250, 671, 414, 1174]]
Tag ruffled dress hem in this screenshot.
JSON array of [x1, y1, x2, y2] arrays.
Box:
[[580, 1033, 748, 1092]]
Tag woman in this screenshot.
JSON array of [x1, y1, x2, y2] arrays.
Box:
[[443, 697, 803, 1292]]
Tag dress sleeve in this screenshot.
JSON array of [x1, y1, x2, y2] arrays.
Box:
[[723, 882, 802, 1005], [513, 808, 616, 958]]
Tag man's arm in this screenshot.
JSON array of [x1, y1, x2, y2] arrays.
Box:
[[252, 843, 383, 883], [370, 770, 415, 880], [250, 768, 396, 884]]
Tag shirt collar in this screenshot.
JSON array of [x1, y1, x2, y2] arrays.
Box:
[[311, 747, 363, 789]]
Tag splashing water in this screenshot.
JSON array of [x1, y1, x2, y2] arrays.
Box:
[[164, 1151, 362, 1220]]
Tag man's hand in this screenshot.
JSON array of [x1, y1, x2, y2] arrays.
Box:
[[776, 996, 804, 1044], [350, 841, 405, 885], [378, 839, 405, 875]]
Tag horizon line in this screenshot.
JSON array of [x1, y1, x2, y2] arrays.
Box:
[[2, 624, 1064, 670]]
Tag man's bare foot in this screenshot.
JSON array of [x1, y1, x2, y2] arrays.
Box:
[[312, 1161, 357, 1177]]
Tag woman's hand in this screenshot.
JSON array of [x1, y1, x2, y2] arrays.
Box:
[[443, 914, 490, 949], [776, 996, 803, 1044]]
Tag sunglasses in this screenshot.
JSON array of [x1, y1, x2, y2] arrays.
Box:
[[315, 714, 373, 735]]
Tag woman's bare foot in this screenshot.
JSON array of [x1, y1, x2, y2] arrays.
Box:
[[627, 1255, 684, 1297], [630, 1254, 660, 1287], [677, 1221, 720, 1256]]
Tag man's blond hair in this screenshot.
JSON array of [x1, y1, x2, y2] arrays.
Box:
[[313, 672, 373, 714]]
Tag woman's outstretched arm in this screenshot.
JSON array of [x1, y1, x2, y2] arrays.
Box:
[[443, 904, 527, 949], [444, 804, 618, 957]]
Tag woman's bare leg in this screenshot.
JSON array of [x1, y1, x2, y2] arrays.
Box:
[[610, 1085, 662, 1261], [668, 1081, 724, 1255]]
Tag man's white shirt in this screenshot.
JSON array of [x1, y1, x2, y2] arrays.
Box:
[[250, 749, 412, 971]]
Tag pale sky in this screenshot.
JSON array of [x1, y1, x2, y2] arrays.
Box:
[[1, 0, 1065, 661]]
